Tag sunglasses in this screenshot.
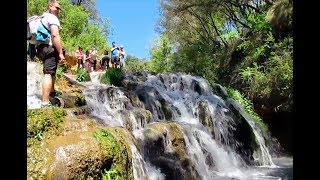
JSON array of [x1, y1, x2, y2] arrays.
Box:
[[55, 6, 61, 11]]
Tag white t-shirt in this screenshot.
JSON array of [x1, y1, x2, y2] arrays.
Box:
[[120, 50, 125, 59], [90, 49, 98, 60], [41, 12, 61, 46]]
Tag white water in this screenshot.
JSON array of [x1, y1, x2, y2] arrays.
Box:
[[227, 98, 276, 167], [82, 72, 290, 179], [131, 144, 166, 180], [27, 64, 292, 179], [182, 125, 246, 179]]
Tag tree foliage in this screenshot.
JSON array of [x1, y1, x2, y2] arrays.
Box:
[[150, 0, 293, 112], [123, 55, 150, 73]]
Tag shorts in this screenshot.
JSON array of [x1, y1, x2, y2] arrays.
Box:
[[36, 44, 59, 75], [90, 59, 97, 67], [112, 56, 120, 65]]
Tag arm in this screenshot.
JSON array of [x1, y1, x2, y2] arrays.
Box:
[[111, 47, 119, 52], [86, 54, 91, 60], [50, 25, 64, 61]]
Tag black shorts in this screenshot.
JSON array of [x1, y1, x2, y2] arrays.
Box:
[[90, 59, 97, 67], [102, 56, 110, 66], [77, 59, 83, 64], [36, 44, 59, 75], [112, 56, 120, 65]]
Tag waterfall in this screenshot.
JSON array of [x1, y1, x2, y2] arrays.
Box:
[[227, 98, 276, 167], [28, 64, 291, 180], [82, 72, 285, 178], [181, 124, 247, 179]]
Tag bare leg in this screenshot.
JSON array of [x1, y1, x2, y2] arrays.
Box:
[[51, 75, 56, 93], [42, 74, 53, 103]]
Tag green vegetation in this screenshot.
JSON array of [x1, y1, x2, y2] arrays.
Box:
[[76, 68, 91, 82], [93, 129, 133, 180], [27, 107, 67, 141], [56, 66, 66, 79], [27, 0, 292, 118], [227, 88, 268, 133], [159, 98, 173, 120], [144, 0, 293, 117], [101, 68, 125, 86], [123, 55, 149, 73]]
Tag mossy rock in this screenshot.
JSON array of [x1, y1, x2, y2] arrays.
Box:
[[27, 107, 67, 140], [196, 101, 214, 135], [28, 124, 135, 179], [143, 122, 200, 180]]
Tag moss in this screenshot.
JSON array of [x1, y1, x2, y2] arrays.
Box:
[[27, 140, 51, 180], [146, 123, 186, 162], [75, 93, 86, 106], [159, 99, 172, 121], [226, 88, 268, 133], [27, 107, 67, 140], [93, 128, 134, 180], [211, 83, 229, 100], [145, 123, 200, 179], [197, 101, 214, 135], [27, 108, 67, 179]]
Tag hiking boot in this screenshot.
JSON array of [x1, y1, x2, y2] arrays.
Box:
[[49, 91, 62, 98], [49, 91, 56, 98]]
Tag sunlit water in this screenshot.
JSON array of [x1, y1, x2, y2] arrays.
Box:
[[27, 63, 293, 180]]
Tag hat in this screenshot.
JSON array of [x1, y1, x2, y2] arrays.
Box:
[[120, 45, 124, 48]]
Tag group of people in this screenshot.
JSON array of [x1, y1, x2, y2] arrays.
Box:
[[31, 0, 130, 108], [75, 42, 126, 73], [31, 0, 127, 108]]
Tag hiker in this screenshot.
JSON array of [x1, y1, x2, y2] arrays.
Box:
[[75, 46, 84, 70], [35, 0, 65, 108], [89, 45, 98, 71], [119, 45, 125, 68], [83, 50, 91, 73], [101, 50, 110, 70], [110, 42, 120, 68]]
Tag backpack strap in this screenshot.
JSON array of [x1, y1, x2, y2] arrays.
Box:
[[40, 16, 50, 33]]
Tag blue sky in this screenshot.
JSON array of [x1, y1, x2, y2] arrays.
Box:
[[96, 0, 160, 59]]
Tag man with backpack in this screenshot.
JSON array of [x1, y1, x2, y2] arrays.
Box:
[[35, 0, 65, 107], [110, 41, 120, 68]]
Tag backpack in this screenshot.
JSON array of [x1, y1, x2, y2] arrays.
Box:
[[27, 15, 52, 60], [27, 15, 51, 45]]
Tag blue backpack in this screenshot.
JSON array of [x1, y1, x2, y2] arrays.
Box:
[[27, 15, 51, 45], [27, 15, 51, 59]]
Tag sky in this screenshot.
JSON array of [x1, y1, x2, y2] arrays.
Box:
[[96, 0, 160, 59]]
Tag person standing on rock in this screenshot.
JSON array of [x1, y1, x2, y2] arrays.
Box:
[[36, 0, 65, 107], [89, 45, 99, 72], [75, 46, 84, 70], [101, 50, 110, 70], [119, 45, 125, 68], [110, 41, 120, 68]]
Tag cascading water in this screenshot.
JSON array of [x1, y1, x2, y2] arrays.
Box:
[[82, 72, 292, 180], [27, 64, 292, 179], [227, 98, 276, 167]]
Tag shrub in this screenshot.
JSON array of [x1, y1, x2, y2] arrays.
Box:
[[101, 68, 124, 86], [76, 68, 91, 82]]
